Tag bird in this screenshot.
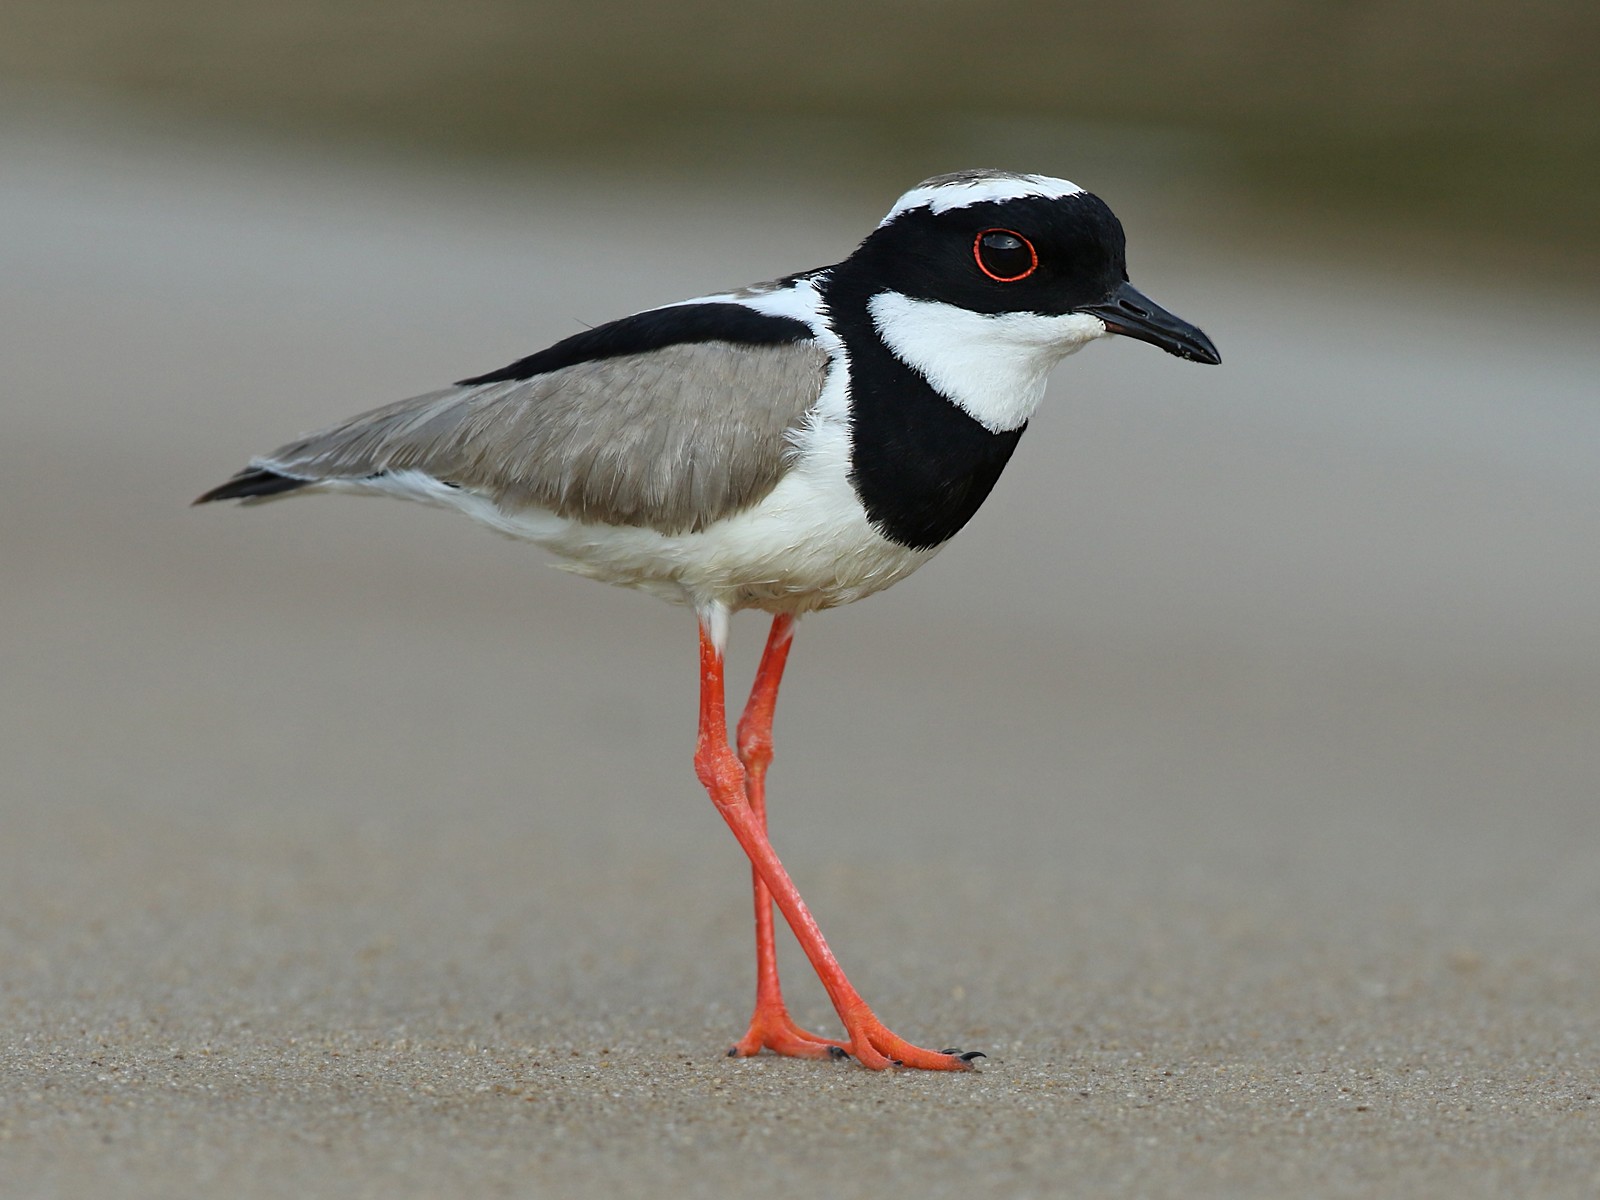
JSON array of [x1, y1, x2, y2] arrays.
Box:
[[197, 168, 1220, 1071]]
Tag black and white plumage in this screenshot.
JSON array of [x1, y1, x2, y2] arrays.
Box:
[[199, 169, 1217, 638], [198, 169, 1219, 1071]]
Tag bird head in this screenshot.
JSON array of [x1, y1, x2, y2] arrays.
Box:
[[845, 170, 1221, 368]]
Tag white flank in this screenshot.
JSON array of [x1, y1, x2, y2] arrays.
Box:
[[880, 173, 1083, 226], [867, 291, 1109, 433]]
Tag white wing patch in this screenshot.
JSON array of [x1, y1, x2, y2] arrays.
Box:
[[661, 271, 835, 340], [867, 291, 1108, 433]]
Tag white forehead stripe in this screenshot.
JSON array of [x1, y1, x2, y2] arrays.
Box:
[[879, 173, 1084, 226]]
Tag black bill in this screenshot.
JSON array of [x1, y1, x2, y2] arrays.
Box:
[[1080, 280, 1221, 365]]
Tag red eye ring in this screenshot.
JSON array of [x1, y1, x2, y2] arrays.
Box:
[[973, 228, 1038, 282]]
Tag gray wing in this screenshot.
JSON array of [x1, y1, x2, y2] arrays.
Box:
[[209, 340, 832, 535]]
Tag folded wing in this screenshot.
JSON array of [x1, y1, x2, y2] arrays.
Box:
[[198, 340, 831, 535]]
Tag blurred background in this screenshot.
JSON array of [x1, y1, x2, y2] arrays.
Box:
[[4, 0, 1599, 271], [3, 4, 1600, 1195]]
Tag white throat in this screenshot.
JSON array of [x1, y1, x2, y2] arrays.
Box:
[[867, 291, 1108, 433]]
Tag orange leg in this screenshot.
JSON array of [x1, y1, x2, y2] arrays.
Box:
[[695, 617, 979, 1071], [727, 615, 845, 1059]]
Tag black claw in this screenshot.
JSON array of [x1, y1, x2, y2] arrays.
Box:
[[959, 1051, 987, 1062], [827, 1045, 850, 1060], [727, 1046, 738, 1056]]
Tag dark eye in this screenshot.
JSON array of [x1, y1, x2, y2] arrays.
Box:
[[973, 228, 1038, 282]]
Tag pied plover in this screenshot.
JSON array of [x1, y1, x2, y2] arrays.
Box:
[[198, 169, 1220, 1070]]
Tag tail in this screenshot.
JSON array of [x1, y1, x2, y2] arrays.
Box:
[[193, 466, 311, 505], [193, 384, 477, 509]]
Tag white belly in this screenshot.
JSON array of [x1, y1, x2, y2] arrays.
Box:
[[346, 458, 940, 615]]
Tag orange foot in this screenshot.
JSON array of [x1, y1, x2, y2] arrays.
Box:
[[728, 1000, 983, 1070], [728, 1001, 847, 1060], [838, 1004, 985, 1071]]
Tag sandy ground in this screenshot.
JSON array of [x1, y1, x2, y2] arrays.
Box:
[[3, 107, 1599, 1197]]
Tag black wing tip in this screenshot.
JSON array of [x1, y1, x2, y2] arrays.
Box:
[[193, 467, 308, 506]]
